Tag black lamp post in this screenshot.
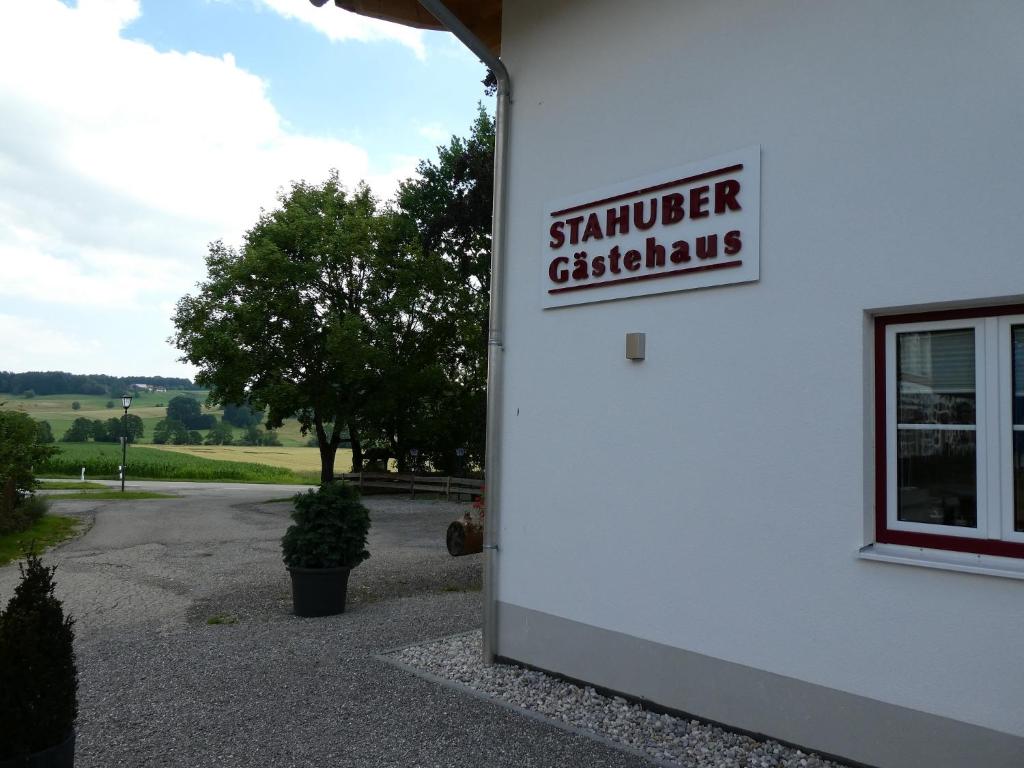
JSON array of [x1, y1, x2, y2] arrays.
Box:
[[120, 393, 133, 492]]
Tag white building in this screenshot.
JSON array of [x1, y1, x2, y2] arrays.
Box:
[[324, 2, 1024, 766]]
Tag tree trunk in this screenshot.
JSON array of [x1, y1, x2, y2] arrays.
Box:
[[318, 442, 338, 485], [348, 420, 363, 472], [314, 416, 337, 485]]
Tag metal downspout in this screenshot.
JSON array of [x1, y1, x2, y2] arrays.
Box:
[[415, 0, 509, 665]]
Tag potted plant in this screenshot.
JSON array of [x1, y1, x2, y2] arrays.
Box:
[[0, 553, 77, 768], [282, 482, 370, 617]]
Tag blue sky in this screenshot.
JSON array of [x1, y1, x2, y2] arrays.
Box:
[[0, 0, 485, 378]]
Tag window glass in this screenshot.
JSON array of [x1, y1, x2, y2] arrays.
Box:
[[1013, 326, 1024, 532], [897, 329, 976, 424], [896, 328, 977, 528], [897, 430, 977, 527]]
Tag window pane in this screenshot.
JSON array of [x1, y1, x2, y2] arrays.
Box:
[[1013, 326, 1024, 425], [897, 428, 977, 528], [1015, 327, 1024, 531], [897, 329, 975, 425], [1015, 432, 1024, 533]]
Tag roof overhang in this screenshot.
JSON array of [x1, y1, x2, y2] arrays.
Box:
[[316, 0, 502, 54]]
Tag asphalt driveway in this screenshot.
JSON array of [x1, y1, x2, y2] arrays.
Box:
[[0, 482, 649, 767]]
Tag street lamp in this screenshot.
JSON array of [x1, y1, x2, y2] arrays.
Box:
[[120, 393, 133, 492]]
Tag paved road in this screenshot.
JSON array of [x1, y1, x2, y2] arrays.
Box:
[[0, 482, 649, 768]]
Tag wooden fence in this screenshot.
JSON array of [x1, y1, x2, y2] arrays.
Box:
[[340, 472, 482, 501]]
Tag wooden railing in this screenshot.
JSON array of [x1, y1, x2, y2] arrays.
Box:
[[340, 472, 482, 501]]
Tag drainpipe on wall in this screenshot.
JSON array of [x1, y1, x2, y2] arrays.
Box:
[[414, 0, 509, 665]]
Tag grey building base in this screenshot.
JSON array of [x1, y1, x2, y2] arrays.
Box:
[[496, 602, 1023, 768]]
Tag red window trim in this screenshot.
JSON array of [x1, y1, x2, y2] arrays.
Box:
[[874, 303, 1024, 558]]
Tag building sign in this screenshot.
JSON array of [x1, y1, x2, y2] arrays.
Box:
[[542, 146, 760, 308]]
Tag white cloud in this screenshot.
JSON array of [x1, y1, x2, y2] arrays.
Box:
[[417, 122, 450, 143], [0, 314, 103, 374], [0, 0, 417, 374], [259, 0, 426, 59]]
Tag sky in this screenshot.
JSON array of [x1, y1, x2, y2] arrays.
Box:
[[0, 0, 485, 379]]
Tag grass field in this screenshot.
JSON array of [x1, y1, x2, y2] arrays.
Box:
[[146, 444, 351, 474], [0, 390, 315, 447], [37, 443, 316, 485], [0, 515, 81, 567], [0, 390, 213, 446]]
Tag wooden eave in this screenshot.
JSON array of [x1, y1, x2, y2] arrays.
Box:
[[332, 0, 502, 54]]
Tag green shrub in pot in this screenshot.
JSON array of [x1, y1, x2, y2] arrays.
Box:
[[282, 482, 371, 569], [282, 482, 370, 617]]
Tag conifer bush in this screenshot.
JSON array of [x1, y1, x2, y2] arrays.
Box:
[[0, 553, 77, 759], [281, 482, 371, 569]]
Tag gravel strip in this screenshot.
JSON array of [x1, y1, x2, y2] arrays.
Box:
[[392, 631, 847, 768]]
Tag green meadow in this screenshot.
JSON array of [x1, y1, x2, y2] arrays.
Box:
[[37, 443, 316, 485]]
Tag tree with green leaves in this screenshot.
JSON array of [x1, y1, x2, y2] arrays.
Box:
[[90, 420, 109, 443], [102, 415, 143, 444], [35, 421, 54, 445], [0, 412, 58, 527], [166, 395, 201, 427], [390, 106, 494, 471], [173, 173, 385, 484], [153, 419, 189, 445], [61, 417, 92, 443], [222, 402, 262, 428], [204, 421, 234, 446]]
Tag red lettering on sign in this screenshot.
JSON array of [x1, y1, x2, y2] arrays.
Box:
[[696, 234, 718, 260], [624, 249, 641, 271], [689, 186, 710, 219], [633, 199, 657, 230], [549, 221, 565, 249], [606, 205, 629, 237], [592, 255, 606, 277], [608, 246, 623, 274], [670, 240, 690, 263], [645, 237, 665, 268], [549, 256, 569, 283], [572, 252, 589, 280], [662, 193, 685, 225], [567, 216, 585, 245], [714, 180, 741, 214], [724, 230, 742, 255], [581, 213, 603, 242]]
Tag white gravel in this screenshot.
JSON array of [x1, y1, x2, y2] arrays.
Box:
[[392, 631, 846, 768]]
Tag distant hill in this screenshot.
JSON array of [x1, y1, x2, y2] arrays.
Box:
[[0, 371, 196, 397]]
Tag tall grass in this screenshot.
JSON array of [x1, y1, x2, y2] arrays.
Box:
[[38, 443, 316, 484]]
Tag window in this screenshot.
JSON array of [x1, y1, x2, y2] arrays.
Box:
[[875, 304, 1024, 557]]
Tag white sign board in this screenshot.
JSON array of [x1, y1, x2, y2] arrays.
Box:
[[541, 146, 760, 308]]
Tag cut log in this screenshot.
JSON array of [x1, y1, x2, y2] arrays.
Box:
[[446, 518, 483, 557]]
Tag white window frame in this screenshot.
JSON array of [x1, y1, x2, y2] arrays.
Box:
[[999, 314, 1024, 544], [884, 314, 1024, 545]]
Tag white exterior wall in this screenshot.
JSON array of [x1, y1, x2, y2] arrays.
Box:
[[495, 0, 1024, 749]]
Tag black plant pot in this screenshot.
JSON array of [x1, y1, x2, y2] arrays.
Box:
[[288, 566, 352, 617], [0, 730, 75, 768]]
